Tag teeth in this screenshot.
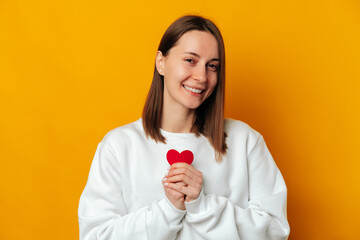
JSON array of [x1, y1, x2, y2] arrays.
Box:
[[183, 85, 203, 94]]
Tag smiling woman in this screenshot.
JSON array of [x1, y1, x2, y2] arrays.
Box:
[[160, 32, 218, 103], [78, 15, 290, 240], [156, 30, 219, 128]]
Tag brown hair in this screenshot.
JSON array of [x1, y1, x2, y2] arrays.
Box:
[[142, 15, 227, 161]]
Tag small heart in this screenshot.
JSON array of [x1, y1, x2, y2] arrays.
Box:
[[166, 149, 194, 165]]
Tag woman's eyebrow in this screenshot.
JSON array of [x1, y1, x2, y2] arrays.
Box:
[[183, 51, 220, 62]]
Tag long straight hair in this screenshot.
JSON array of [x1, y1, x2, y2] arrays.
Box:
[[142, 15, 227, 161]]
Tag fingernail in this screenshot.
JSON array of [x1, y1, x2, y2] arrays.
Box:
[[167, 166, 171, 170], [162, 178, 167, 182], [164, 182, 169, 186]]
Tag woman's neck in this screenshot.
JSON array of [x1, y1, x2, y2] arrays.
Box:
[[161, 104, 195, 133]]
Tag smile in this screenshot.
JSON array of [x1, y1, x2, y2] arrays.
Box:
[[183, 85, 204, 94]]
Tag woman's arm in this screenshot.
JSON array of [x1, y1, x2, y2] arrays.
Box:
[[165, 135, 290, 240], [78, 142, 186, 240]]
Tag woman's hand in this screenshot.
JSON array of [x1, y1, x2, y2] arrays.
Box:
[[163, 163, 203, 202], [162, 175, 186, 210]]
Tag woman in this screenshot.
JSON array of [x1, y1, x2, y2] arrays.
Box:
[[78, 15, 290, 239]]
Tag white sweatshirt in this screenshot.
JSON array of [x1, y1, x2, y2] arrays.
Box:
[[78, 118, 290, 239]]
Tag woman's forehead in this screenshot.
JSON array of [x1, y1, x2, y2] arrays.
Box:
[[170, 30, 219, 59]]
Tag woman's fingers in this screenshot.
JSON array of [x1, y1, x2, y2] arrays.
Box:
[[164, 174, 202, 189], [162, 179, 186, 210], [164, 182, 201, 201], [164, 182, 191, 196], [164, 163, 203, 202], [166, 164, 202, 187], [169, 163, 202, 178]]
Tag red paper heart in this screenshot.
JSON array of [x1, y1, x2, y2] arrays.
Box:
[[166, 149, 194, 165]]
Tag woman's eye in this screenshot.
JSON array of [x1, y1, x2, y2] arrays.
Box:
[[185, 58, 195, 63], [207, 63, 218, 72]]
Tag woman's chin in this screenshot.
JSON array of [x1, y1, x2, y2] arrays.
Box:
[[183, 102, 202, 110]]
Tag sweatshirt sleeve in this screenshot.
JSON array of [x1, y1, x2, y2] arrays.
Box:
[[184, 135, 290, 240], [78, 141, 186, 240]]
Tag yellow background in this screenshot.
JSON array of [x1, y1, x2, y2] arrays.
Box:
[[1, 0, 359, 239]]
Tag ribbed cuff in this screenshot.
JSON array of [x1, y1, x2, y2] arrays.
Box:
[[160, 198, 186, 224], [184, 189, 207, 219]]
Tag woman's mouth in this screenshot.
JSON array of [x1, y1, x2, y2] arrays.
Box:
[[183, 85, 204, 94]]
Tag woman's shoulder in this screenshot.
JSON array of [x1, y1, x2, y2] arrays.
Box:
[[101, 118, 144, 145], [225, 118, 260, 135], [224, 118, 262, 143]]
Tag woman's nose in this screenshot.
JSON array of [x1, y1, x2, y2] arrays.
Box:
[[193, 65, 207, 83]]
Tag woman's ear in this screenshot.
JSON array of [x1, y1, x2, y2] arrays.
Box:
[[156, 51, 165, 76]]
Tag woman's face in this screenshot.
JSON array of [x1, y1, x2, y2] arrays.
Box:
[[157, 30, 219, 111]]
